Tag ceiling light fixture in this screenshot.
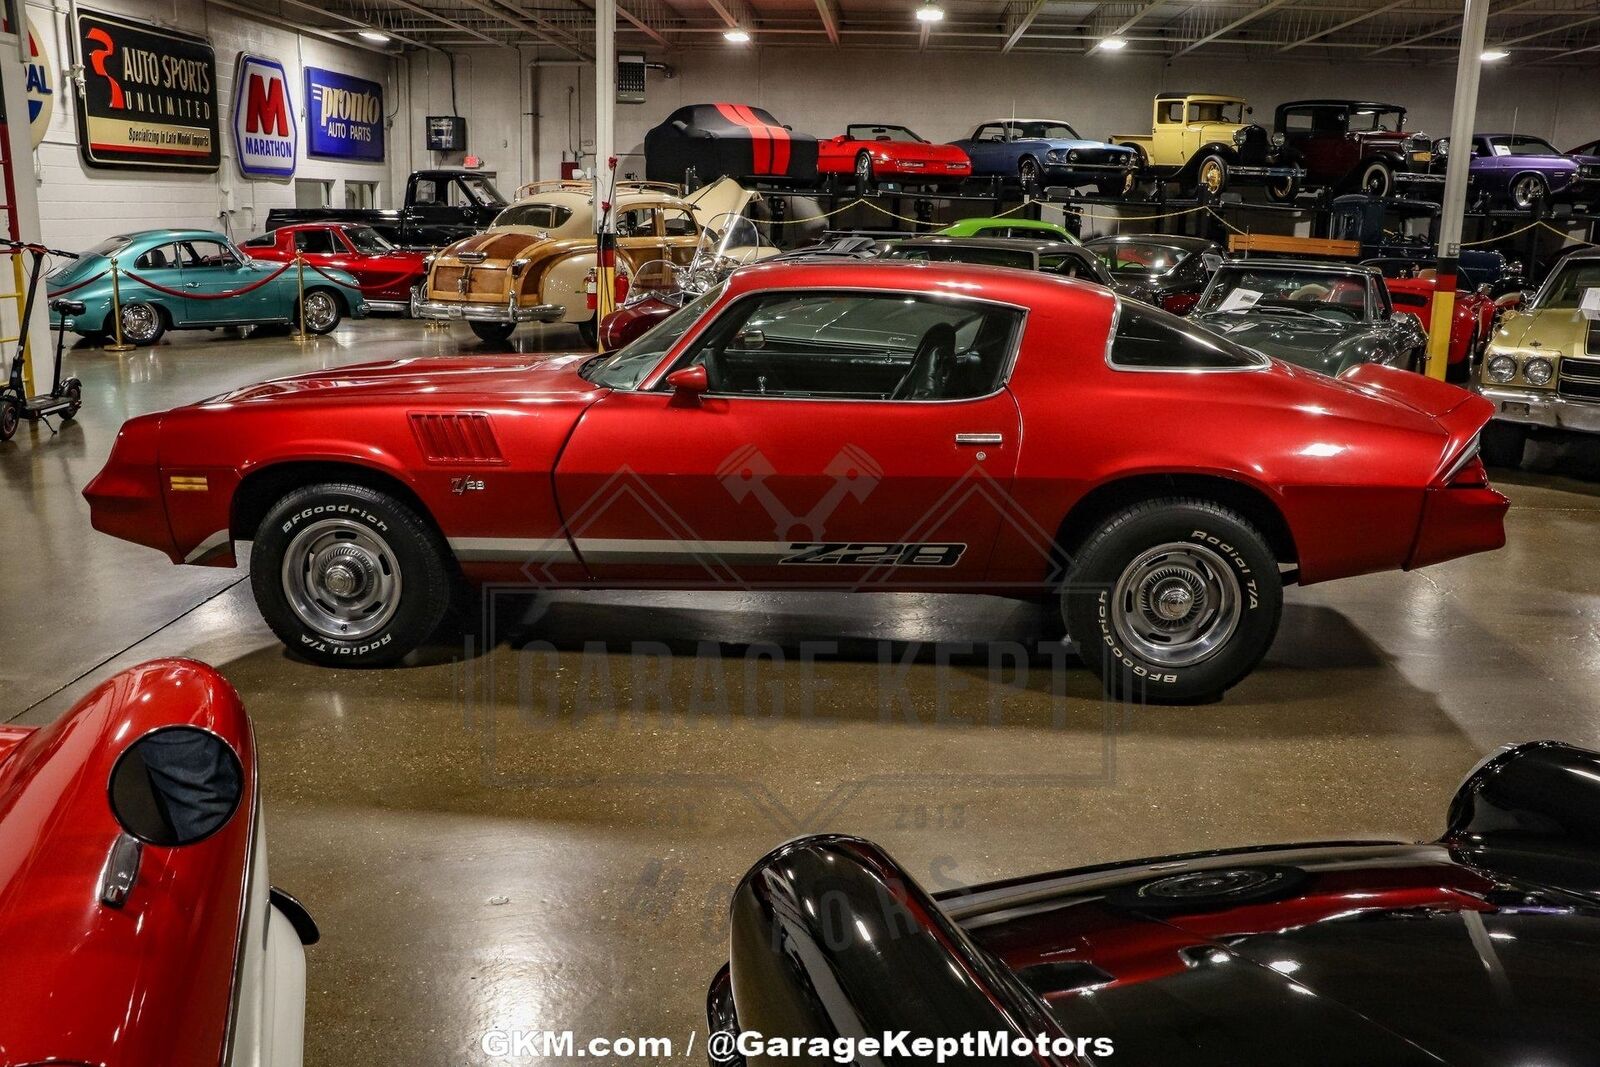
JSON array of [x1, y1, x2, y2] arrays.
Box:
[[358, 29, 392, 43], [1098, 36, 1128, 51], [916, 0, 945, 23], [1480, 48, 1509, 60], [723, 27, 751, 42]]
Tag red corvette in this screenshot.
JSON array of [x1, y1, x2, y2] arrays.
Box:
[[1372, 265, 1499, 382], [0, 659, 315, 1066], [84, 261, 1506, 702], [243, 223, 427, 313], [817, 123, 973, 186]]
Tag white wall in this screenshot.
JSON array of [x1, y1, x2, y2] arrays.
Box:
[[26, 0, 406, 251], [492, 46, 1599, 184]]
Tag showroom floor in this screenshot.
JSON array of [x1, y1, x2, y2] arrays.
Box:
[[6, 320, 1600, 1064]]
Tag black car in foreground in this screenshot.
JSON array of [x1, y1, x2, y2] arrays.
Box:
[[1084, 233, 1222, 315], [708, 741, 1600, 1066]]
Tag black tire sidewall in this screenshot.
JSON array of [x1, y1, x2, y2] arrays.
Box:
[[470, 321, 517, 343], [251, 483, 452, 667], [1064, 500, 1282, 703]]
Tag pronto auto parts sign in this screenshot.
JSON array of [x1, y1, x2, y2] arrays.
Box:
[[74, 8, 219, 171], [304, 66, 384, 162], [232, 53, 295, 179]]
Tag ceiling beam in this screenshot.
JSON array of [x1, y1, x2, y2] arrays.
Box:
[[1279, 0, 1408, 51], [705, 0, 754, 29], [455, 0, 591, 56], [1002, 0, 1048, 51], [815, 0, 841, 43], [1170, 0, 1298, 58], [1369, 0, 1545, 55], [1107, 0, 1173, 38]]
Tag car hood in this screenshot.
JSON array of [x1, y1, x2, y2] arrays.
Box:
[[204, 352, 600, 405], [1493, 307, 1591, 358], [1193, 311, 1359, 372], [951, 841, 1600, 1066]]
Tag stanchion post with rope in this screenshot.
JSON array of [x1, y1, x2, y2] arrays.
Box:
[[103, 256, 134, 353], [293, 254, 310, 344]]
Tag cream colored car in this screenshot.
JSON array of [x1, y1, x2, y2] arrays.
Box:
[[413, 178, 762, 343]]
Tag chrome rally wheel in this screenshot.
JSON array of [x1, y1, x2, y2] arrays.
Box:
[[1110, 542, 1242, 670], [280, 518, 403, 642]]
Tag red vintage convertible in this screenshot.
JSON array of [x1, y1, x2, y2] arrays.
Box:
[[0, 658, 315, 1066], [84, 260, 1506, 702], [243, 223, 427, 313], [817, 123, 973, 186]]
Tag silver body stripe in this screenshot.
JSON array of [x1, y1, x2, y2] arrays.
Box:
[[573, 538, 793, 564], [449, 537, 578, 563]]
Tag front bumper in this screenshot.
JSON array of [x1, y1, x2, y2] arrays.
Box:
[[1227, 163, 1304, 181], [1480, 384, 1600, 434], [412, 294, 565, 324], [1041, 162, 1137, 183]]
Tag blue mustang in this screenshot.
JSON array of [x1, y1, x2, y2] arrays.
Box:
[[950, 118, 1140, 194], [46, 229, 368, 346]]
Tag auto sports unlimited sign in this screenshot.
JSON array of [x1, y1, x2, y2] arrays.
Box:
[[304, 67, 384, 162], [74, 9, 219, 171], [232, 54, 295, 179]]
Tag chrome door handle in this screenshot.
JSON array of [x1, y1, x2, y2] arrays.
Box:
[[184, 282, 200, 289], [955, 433, 1003, 446]]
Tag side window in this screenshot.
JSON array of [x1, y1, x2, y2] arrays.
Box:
[[294, 230, 339, 255], [1108, 302, 1265, 370], [1040, 254, 1082, 277], [674, 292, 1023, 401], [1281, 110, 1313, 135], [177, 241, 240, 270], [660, 208, 696, 237], [135, 243, 177, 269], [413, 179, 440, 205], [975, 124, 1004, 143], [615, 208, 656, 237], [242, 233, 275, 249], [1159, 101, 1183, 124]]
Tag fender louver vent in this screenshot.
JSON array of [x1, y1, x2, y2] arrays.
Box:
[[410, 413, 506, 464]]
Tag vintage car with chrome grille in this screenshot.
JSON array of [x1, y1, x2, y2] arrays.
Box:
[[1476, 248, 1600, 466], [0, 658, 317, 1067], [412, 178, 760, 345], [1112, 92, 1305, 200], [949, 118, 1140, 195], [1275, 100, 1441, 198]]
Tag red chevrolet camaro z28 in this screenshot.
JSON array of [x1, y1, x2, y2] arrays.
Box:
[[85, 261, 1507, 702]]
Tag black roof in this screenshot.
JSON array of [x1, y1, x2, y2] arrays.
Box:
[[1276, 99, 1407, 112], [1084, 233, 1217, 252]]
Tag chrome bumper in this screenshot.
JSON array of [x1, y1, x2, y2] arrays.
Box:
[[412, 297, 565, 324], [365, 299, 409, 314], [1480, 384, 1600, 434]]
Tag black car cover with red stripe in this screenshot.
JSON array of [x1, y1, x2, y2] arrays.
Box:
[[646, 103, 819, 185]]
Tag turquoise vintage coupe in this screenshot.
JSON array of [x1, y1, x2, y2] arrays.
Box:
[[47, 229, 369, 345]]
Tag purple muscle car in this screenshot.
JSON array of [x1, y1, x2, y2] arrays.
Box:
[[1440, 133, 1597, 209]]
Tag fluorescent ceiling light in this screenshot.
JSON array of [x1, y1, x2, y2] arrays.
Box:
[[1098, 36, 1128, 51], [916, 1, 945, 22], [358, 30, 391, 42], [1480, 48, 1509, 60], [723, 27, 751, 41]]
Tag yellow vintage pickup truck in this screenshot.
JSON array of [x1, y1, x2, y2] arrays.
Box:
[[1112, 92, 1304, 201]]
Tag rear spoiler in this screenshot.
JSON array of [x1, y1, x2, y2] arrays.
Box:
[[1443, 741, 1600, 899], [1338, 364, 1495, 483], [723, 835, 1077, 1065]]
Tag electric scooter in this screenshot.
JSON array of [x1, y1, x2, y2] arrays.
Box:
[[0, 239, 83, 443]]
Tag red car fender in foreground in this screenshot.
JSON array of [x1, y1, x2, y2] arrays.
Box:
[[0, 660, 261, 1066]]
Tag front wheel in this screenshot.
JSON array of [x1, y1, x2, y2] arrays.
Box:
[[469, 321, 517, 344], [1359, 160, 1394, 198], [1510, 173, 1548, 210], [1194, 154, 1229, 197], [58, 379, 82, 421], [1018, 156, 1041, 193], [298, 289, 343, 335], [251, 482, 454, 667], [1063, 499, 1283, 703]]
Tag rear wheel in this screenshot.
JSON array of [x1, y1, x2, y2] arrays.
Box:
[[251, 482, 453, 667], [855, 152, 874, 190], [0, 398, 18, 442], [1480, 421, 1529, 469], [119, 301, 166, 346], [469, 321, 516, 344], [1063, 499, 1283, 704]]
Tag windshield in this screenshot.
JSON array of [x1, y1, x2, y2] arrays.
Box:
[[1092, 240, 1192, 277], [696, 213, 770, 265], [1196, 267, 1372, 321], [345, 226, 394, 253], [1191, 101, 1244, 124], [846, 124, 924, 142], [1533, 261, 1600, 309], [1349, 107, 1406, 132], [1014, 121, 1079, 140], [1487, 135, 1560, 157], [881, 244, 1033, 270], [460, 175, 507, 207], [582, 283, 727, 390]]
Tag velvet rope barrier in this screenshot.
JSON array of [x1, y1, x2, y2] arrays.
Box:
[[119, 259, 294, 300]]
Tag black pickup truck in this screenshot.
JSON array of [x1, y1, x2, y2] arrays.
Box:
[[265, 169, 507, 249]]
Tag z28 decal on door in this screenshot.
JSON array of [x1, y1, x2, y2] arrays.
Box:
[[781, 543, 966, 567]]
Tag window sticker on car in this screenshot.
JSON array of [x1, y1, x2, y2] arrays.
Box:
[[1581, 288, 1600, 320], [1492, 144, 1511, 156], [1218, 288, 1263, 312]]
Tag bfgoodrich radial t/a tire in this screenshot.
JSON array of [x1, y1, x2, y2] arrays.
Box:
[[252, 482, 453, 667], [1063, 498, 1283, 704]]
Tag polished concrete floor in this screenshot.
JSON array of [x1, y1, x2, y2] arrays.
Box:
[[6, 318, 1600, 1064]]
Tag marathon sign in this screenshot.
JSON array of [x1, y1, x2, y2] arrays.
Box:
[[232, 54, 295, 179], [74, 8, 220, 171], [305, 67, 384, 162]]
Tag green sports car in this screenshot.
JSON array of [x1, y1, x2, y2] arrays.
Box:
[[47, 229, 369, 346], [937, 216, 1083, 245]]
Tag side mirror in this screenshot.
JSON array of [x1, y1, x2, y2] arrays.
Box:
[[1245, 105, 1254, 116], [665, 364, 709, 396], [733, 328, 766, 349], [108, 726, 244, 847], [1201, 252, 1224, 272]]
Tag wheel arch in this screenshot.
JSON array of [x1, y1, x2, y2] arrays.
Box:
[[229, 458, 450, 557], [1053, 472, 1299, 577], [301, 283, 350, 316]]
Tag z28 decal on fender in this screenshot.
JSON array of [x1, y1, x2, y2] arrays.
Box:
[[781, 542, 966, 567]]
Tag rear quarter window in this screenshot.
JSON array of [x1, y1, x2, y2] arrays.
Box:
[[1108, 301, 1267, 370]]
